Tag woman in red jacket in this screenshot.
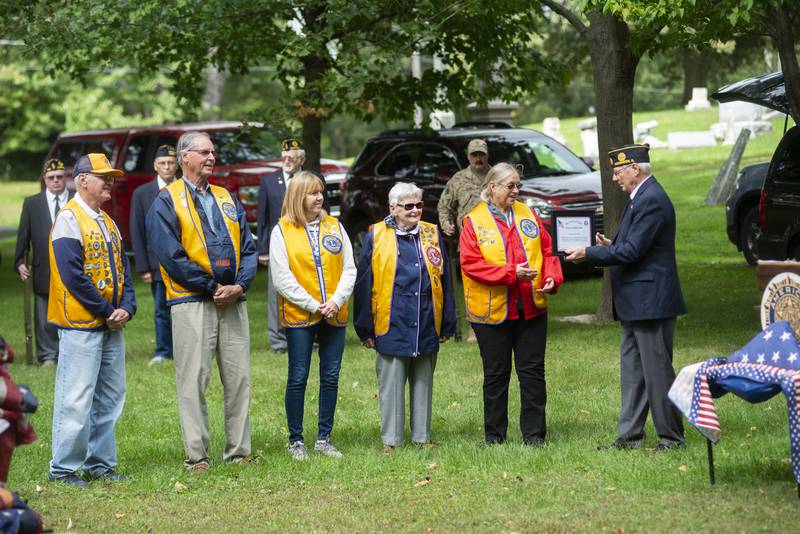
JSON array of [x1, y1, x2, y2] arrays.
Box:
[[460, 162, 563, 446]]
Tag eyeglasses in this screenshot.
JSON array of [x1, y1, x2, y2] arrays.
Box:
[[187, 149, 216, 157], [497, 182, 521, 191], [44, 174, 65, 181], [396, 201, 424, 211], [613, 164, 632, 176]]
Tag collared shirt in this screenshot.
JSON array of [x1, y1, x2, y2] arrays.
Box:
[[630, 175, 652, 201], [183, 177, 219, 235], [46, 189, 69, 224], [487, 202, 514, 227], [156, 176, 172, 190], [384, 215, 420, 236], [283, 170, 297, 188]]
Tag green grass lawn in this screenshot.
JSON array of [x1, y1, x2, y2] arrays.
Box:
[[0, 108, 798, 532]]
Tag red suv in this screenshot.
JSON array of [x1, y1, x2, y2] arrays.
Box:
[[46, 121, 349, 244], [340, 122, 603, 258]]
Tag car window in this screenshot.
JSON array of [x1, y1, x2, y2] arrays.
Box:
[[209, 129, 280, 166], [417, 145, 460, 180], [377, 144, 420, 179], [352, 140, 387, 172], [123, 136, 150, 173], [483, 138, 590, 177], [772, 130, 800, 184], [51, 140, 85, 168], [82, 139, 118, 161]]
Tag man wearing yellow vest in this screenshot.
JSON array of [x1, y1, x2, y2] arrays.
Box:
[[354, 182, 456, 453], [48, 153, 136, 487], [147, 131, 257, 472]]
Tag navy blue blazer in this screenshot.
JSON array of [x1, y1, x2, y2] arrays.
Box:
[[130, 180, 163, 281], [584, 176, 687, 321], [256, 169, 330, 255]]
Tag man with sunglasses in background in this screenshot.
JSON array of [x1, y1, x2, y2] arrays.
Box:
[[14, 159, 73, 366], [257, 138, 329, 354], [564, 144, 686, 453], [437, 138, 490, 343]]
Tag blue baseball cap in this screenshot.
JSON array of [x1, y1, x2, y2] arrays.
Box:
[[73, 153, 123, 177]]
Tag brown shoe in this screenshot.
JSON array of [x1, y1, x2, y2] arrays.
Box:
[[382, 444, 396, 455], [186, 461, 209, 473]]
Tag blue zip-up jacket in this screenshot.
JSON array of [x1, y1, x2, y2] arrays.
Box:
[[146, 178, 257, 303], [353, 216, 456, 357]]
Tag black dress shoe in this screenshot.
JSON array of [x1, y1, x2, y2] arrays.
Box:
[[597, 437, 644, 451], [49, 473, 89, 488], [523, 437, 545, 447], [653, 440, 685, 453]]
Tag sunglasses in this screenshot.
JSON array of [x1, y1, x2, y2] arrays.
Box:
[[188, 149, 216, 157], [497, 182, 521, 191], [396, 201, 424, 211]]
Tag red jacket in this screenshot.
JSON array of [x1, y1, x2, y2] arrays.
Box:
[[460, 209, 563, 320]]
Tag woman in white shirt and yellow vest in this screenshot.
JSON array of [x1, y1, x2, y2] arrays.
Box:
[[459, 162, 563, 446], [269, 171, 356, 461]]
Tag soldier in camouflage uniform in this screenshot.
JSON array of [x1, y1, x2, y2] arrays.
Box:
[[437, 139, 490, 342], [437, 138, 490, 235]]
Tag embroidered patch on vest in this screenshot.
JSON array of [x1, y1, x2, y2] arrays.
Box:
[[425, 246, 442, 267], [519, 218, 539, 239], [321, 235, 343, 254], [221, 201, 237, 222]]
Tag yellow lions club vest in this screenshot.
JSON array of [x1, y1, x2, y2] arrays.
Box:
[[158, 180, 242, 303], [278, 215, 349, 328], [371, 220, 444, 336], [462, 201, 546, 324], [48, 199, 125, 329]]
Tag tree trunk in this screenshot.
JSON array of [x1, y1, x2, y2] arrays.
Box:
[[300, 5, 328, 174], [682, 48, 707, 105], [585, 11, 640, 321], [202, 62, 227, 120], [765, 5, 800, 125]]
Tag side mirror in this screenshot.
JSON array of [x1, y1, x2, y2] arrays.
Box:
[[581, 156, 595, 170]]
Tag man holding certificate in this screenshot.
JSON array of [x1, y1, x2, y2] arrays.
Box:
[[564, 144, 686, 453]]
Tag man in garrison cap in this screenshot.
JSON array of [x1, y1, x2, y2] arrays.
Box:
[[565, 144, 687, 453], [49, 153, 136, 487], [130, 145, 178, 366], [14, 158, 73, 366], [256, 137, 329, 354]]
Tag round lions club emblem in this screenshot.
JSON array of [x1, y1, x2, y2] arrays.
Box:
[[761, 272, 800, 337], [321, 235, 343, 254], [221, 201, 237, 222], [519, 218, 539, 239], [425, 246, 442, 267]]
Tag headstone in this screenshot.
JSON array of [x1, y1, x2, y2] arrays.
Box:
[[429, 110, 455, 130], [685, 87, 711, 111], [542, 117, 566, 144], [467, 99, 520, 123], [705, 128, 750, 205], [667, 131, 717, 149], [578, 118, 598, 159], [719, 101, 766, 123]]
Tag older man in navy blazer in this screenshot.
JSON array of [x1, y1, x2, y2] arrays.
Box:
[[256, 138, 329, 354], [130, 144, 178, 365], [565, 144, 686, 452]]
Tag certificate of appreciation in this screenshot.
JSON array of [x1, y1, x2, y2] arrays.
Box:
[[552, 210, 595, 255]]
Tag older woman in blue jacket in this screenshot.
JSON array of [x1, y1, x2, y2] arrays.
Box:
[[354, 182, 456, 454]]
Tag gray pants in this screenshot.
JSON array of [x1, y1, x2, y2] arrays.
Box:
[[375, 353, 437, 446], [618, 318, 684, 443], [267, 271, 287, 352], [171, 300, 252, 465], [34, 293, 59, 363]]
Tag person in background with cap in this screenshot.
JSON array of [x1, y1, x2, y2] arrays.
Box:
[[14, 159, 73, 366], [147, 131, 256, 472], [48, 153, 136, 487], [130, 145, 178, 366], [437, 138, 490, 343], [564, 144, 686, 453], [257, 138, 329, 355]]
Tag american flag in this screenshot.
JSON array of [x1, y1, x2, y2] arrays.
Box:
[[673, 321, 800, 483]]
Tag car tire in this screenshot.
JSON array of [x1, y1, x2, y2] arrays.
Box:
[[738, 206, 760, 266]]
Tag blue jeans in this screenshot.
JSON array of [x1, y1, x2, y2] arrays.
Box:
[[151, 281, 173, 358], [285, 322, 345, 443], [50, 329, 126, 478]]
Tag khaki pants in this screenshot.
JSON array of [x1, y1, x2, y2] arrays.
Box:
[[171, 300, 252, 465]]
